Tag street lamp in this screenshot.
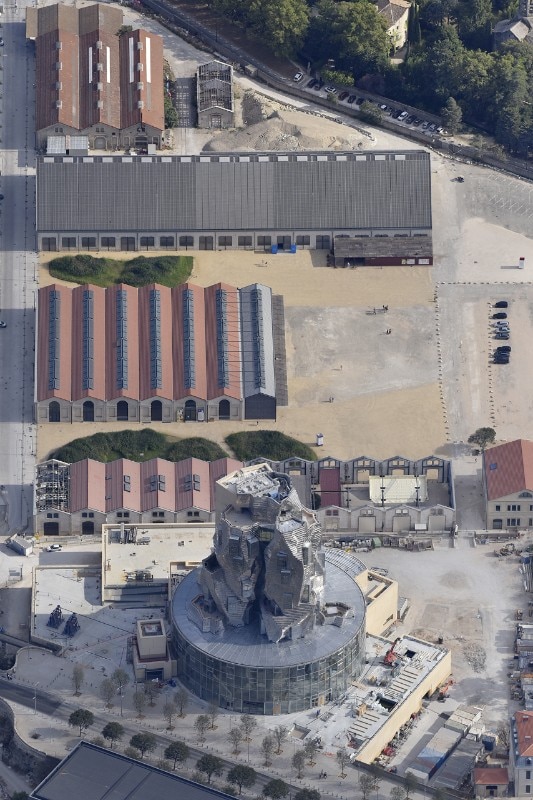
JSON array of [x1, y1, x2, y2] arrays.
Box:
[[33, 682, 39, 714]]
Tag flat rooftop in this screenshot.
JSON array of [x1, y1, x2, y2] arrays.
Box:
[[102, 522, 215, 588], [347, 635, 450, 751]]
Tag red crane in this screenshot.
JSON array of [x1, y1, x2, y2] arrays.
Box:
[[384, 638, 401, 666]]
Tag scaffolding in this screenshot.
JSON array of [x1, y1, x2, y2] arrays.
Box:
[[35, 459, 70, 512]]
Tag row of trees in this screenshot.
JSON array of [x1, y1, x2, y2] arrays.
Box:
[[203, 0, 533, 157]]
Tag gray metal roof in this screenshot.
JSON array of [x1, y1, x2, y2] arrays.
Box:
[[37, 150, 432, 234], [171, 548, 366, 668], [30, 742, 236, 800], [239, 283, 276, 399]]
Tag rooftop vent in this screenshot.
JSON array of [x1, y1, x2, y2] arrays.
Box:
[[96, 40, 103, 50]]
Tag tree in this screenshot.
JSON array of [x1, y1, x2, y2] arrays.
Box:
[[72, 664, 85, 695], [263, 778, 290, 799], [111, 668, 130, 716], [336, 747, 349, 778], [68, 708, 94, 737], [124, 746, 140, 760], [304, 738, 319, 765], [165, 740, 190, 770], [175, 686, 189, 717], [229, 725, 243, 754], [306, 0, 391, 77], [468, 427, 496, 451], [144, 681, 160, 707], [261, 734, 275, 766], [102, 721, 124, 749], [208, 700, 219, 730], [292, 749, 306, 779], [391, 787, 406, 800], [227, 764, 257, 795], [129, 732, 157, 759], [441, 96, 462, 132], [360, 773, 379, 800], [240, 713, 257, 741], [273, 724, 288, 754], [163, 700, 177, 730], [404, 773, 418, 800], [247, 0, 309, 56], [133, 689, 147, 718], [196, 753, 224, 784], [194, 714, 210, 742], [100, 678, 116, 708], [359, 101, 383, 126], [164, 94, 179, 129], [294, 791, 321, 800]]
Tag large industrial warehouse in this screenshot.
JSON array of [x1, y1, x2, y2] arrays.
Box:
[[35, 281, 283, 423], [36, 150, 433, 263]]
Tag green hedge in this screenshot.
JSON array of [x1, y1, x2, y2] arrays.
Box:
[[50, 430, 228, 464], [224, 430, 316, 462], [48, 254, 193, 288]]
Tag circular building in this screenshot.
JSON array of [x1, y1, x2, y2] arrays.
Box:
[[171, 547, 366, 715], [171, 463, 367, 715]]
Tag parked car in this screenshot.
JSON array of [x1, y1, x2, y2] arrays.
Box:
[[314, 81, 323, 90], [339, 91, 349, 101], [494, 301, 508, 308], [307, 78, 317, 88], [0, 321, 6, 329], [412, 118, 422, 126], [406, 115, 415, 124], [496, 345, 511, 352], [293, 72, 304, 82], [379, 104, 387, 111], [428, 123, 437, 132], [398, 111, 409, 120], [324, 86, 337, 94], [47, 544, 62, 552], [421, 121, 429, 130], [356, 97, 365, 105], [495, 333, 510, 340], [347, 95, 356, 104], [492, 312, 507, 319], [494, 355, 510, 363]]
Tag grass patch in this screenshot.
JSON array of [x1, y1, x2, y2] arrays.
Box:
[[224, 430, 316, 462], [49, 429, 228, 463], [48, 254, 193, 288]]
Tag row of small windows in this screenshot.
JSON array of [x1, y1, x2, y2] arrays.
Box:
[[494, 504, 533, 511], [57, 235, 331, 250], [493, 518, 533, 528]]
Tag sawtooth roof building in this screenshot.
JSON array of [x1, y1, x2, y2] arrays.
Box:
[[35, 456, 242, 536], [27, 3, 164, 150], [36, 150, 433, 264], [35, 281, 282, 424]]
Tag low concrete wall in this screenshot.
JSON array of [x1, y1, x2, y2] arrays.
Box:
[[0, 695, 59, 782]]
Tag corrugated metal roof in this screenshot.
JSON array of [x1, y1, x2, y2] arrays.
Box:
[[37, 151, 432, 235], [484, 439, 533, 500]]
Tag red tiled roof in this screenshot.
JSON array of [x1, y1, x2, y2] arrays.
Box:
[[473, 767, 508, 785], [67, 456, 245, 514], [516, 710, 533, 757], [37, 282, 247, 404], [119, 29, 164, 132], [484, 440, 533, 500]]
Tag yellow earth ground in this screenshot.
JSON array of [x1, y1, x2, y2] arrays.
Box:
[[38, 250, 445, 461]]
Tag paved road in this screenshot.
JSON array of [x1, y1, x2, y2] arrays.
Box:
[[0, 1, 38, 536], [0, 679, 62, 716]]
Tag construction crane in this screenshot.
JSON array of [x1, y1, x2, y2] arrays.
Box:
[[384, 638, 401, 666]]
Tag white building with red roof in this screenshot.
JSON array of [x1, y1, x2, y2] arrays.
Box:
[[510, 710, 533, 795], [483, 440, 533, 530]]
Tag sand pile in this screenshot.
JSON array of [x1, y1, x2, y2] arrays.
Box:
[[203, 90, 369, 153]]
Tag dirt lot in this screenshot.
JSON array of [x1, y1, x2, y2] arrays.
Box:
[[364, 538, 526, 728], [38, 251, 444, 461]]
